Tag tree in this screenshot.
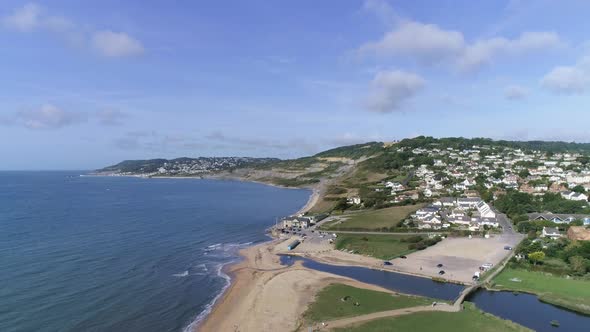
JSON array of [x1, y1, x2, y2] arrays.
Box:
[[569, 256, 588, 275], [528, 251, 545, 265], [333, 198, 350, 211], [492, 169, 505, 179], [518, 169, 531, 179], [572, 185, 586, 194]]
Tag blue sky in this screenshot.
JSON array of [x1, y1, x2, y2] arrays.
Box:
[[2, 0, 590, 170]]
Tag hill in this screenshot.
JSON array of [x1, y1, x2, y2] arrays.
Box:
[[96, 136, 590, 213]]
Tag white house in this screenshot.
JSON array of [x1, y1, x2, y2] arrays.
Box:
[[385, 181, 404, 192], [566, 174, 590, 184], [447, 215, 471, 226], [476, 201, 496, 219], [422, 214, 442, 224], [561, 191, 588, 201], [347, 196, 362, 205], [541, 227, 561, 239], [479, 218, 499, 228]]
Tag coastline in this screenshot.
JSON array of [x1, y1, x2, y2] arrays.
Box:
[[187, 185, 319, 331], [89, 172, 317, 191], [193, 239, 412, 332]]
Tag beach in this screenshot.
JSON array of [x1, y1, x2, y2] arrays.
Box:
[[196, 239, 400, 332]]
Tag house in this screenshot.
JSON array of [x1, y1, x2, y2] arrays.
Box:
[[561, 191, 588, 201], [527, 213, 590, 224], [541, 227, 561, 238], [347, 196, 361, 205], [282, 216, 313, 229], [432, 197, 455, 207], [567, 226, 590, 241], [456, 197, 482, 209], [566, 174, 590, 184], [475, 200, 496, 219], [549, 182, 566, 193], [415, 206, 440, 219], [385, 181, 404, 192], [447, 215, 471, 226], [422, 214, 442, 224], [479, 218, 499, 228]]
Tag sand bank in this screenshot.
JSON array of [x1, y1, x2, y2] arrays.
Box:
[[196, 240, 400, 332]]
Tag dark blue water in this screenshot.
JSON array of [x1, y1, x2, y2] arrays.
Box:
[[280, 255, 464, 301], [0, 171, 310, 332], [468, 290, 590, 332]]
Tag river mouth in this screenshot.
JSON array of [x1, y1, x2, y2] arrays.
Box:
[[279, 255, 464, 301], [280, 255, 590, 332]]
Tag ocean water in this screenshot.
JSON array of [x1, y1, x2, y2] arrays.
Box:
[[0, 171, 310, 332]]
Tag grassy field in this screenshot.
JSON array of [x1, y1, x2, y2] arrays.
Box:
[[334, 234, 415, 260], [321, 204, 424, 231], [333, 302, 531, 332], [308, 197, 338, 214], [492, 268, 590, 314], [302, 284, 434, 324]]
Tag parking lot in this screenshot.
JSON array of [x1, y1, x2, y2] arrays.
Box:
[[389, 233, 522, 284]]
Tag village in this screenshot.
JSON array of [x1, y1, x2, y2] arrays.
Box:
[[272, 142, 590, 289], [366, 145, 589, 204]]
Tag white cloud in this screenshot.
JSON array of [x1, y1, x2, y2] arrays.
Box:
[[359, 21, 465, 64], [2, 3, 144, 58], [359, 15, 562, 71], [458, 32, 562, 71], [1, 105, 130, 129], [366, 70, 425, 113], [14, 104, 87, 129], [362, 0, 401, 26], [92, 30, 144, 57], [541, 65, 589, 94], [504, 85, 529, 100], [2, 3, 74, 33], [2, 3, 41, 31]]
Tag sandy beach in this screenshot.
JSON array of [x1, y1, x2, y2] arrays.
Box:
[[295, 188, 320, 215], [196, 239, 402, 332], [195, 230, 522, 330]]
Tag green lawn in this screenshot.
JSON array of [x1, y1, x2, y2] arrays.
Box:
[[333, 302, 531, 332], [492, 268, 590, 314], [335, 234, 415, 260], [303, 284, 434, 323], [322, 204, 424, 231]]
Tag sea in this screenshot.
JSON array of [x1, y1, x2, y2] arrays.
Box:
[[0, 171, 310, 332]]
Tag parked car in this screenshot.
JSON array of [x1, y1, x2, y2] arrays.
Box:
[[438, 270, 445, 275], [436, 263, 443, 268], [383, 261, 393, 266], [399, 255, 407, 259], [504, 246, 512, 250]]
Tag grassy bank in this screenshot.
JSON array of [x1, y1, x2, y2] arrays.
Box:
[[320, 204, 424, 231], [491, 268, 590, 315], [333, 302, 531, 332], [334, 234, 417, 260], [302, 284, 434, 324]]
